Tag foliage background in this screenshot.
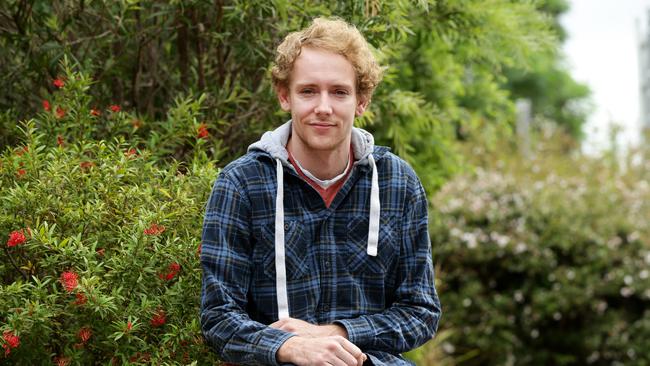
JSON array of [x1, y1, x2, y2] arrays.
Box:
[[4, 1, 643, 365]]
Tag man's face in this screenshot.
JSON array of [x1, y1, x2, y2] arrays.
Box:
[[277, 47, 368, 156]]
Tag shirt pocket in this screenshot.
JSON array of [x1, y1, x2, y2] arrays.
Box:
[[345, 215, 398, 275], [255, 220, 309, 280]]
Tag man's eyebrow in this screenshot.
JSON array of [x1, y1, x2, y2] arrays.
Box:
[[293, 82, 354, 89]]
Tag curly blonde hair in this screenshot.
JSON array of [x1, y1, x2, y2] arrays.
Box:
[[271, 17, 383, 100]]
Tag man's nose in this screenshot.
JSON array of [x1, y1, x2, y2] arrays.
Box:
[[314, 92, 333, 115]]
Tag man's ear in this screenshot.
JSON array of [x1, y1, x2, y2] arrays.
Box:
[[355, 97, 370, 116], [276, 85, 291, 112]]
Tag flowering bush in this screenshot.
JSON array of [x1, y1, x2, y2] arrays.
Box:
[[430, 153, 650, 365], [0, 119, 219, 362]]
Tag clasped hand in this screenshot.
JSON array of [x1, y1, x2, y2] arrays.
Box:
[[270, 318, 367, 366]]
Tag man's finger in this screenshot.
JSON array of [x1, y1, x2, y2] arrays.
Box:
[[337, 336, 364, 360], [269, 318, 288, 328], [332, 338, 363, 366]]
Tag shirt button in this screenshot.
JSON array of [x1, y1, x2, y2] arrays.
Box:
[[324, 260, 331, 269], [284, 223, 289, 230], [322, 304, 330, 312]]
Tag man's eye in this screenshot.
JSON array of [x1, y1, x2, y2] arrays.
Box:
[[300, 89, 315, 95], [335, 90, 349, 96]]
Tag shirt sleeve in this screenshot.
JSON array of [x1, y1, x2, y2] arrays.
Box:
[[334, 177, 442, 353], [200, 173, 294, 365]]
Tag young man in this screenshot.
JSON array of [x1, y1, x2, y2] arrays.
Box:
[[201, 17, 441, 366]]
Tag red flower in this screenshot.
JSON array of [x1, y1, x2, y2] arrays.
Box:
[[53, 78, 65, 89], [90, 108, 101, 117], [7, 230, 26, 247], [197, 242, 202, 255], [60, 271, 79, 292], [15, 169, 26, 178], [79, 161, 95, 169], [109, 105, 121, 113], [96, 248, 105, 256], [57, 135, 65, 147], [150, 309, 166, 327], [55, 106, 66, 119], [124, 148, 137, 158], [125, 321, 133, 333], [43, 100, 51, 111], [197, 123, 209, 139], [74, 292, 87, 305], [54, 356, 71, 366], [159, 262, 180, 281], [2, 331, 20, 356], [77, 327, 92, 343], [14, 146, 28, 156], [143, 223, 165, 236]]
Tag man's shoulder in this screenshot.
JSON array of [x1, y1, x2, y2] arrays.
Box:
[[220, 150, 272, 178], [374, 146, 420, 182]]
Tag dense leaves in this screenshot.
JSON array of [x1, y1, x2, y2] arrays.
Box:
[[431, 138, 650, 365], [0, 0, 588, 193], [0, 117, 218, 363]]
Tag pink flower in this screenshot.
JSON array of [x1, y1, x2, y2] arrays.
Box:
[[90, 108, 101, 117], [60, 271, 79, 292], [43, 100, 51, 111], [15, 169, 26, 178], [109, 105, 121, 113], [7, 230, 26, 247], [125, 321, 133, 333]]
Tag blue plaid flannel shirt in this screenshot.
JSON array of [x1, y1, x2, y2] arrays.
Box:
[[200, 145, 441, 365]]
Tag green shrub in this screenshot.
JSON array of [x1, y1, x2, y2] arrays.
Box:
[[0, 122, 219, 362], [431, 153, 650, 365]]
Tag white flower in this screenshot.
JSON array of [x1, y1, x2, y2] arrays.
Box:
[[553, 312, 562, 320], [530, 329, 539, 339], [566, 270, 575, 280], [620, 287, 634, 297], [639, 270, 648, 280], [624, 275, 633, 285], [462, 232, 478, 249], [515, 242, 527, 254], [514, 291, 524, 303], [462, 298, 472, 307], [442, 342, 455, 354]]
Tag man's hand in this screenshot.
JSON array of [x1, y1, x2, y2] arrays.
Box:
[[276, 335, 367, 366], [270, 318, 347, 338]]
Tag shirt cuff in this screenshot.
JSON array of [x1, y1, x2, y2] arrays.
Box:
[[262, 329, 296, 366], [333, 317, 373, 347]]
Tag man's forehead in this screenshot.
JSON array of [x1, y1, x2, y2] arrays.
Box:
[[289, 47, 356, 87]]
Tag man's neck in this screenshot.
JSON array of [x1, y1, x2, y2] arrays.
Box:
[[286, 137, 350, 180]]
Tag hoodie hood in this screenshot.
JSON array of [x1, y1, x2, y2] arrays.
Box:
[[248, 120, 381, 320], [248, 120, 377, 167]]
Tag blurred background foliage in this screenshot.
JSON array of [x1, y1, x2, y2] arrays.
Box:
[[0, 0, 591, 192], [3, 0, 647, 365]]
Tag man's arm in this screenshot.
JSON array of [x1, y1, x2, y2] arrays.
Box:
[[201, 174, 294, 365], [334, 178, 442, 353]]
